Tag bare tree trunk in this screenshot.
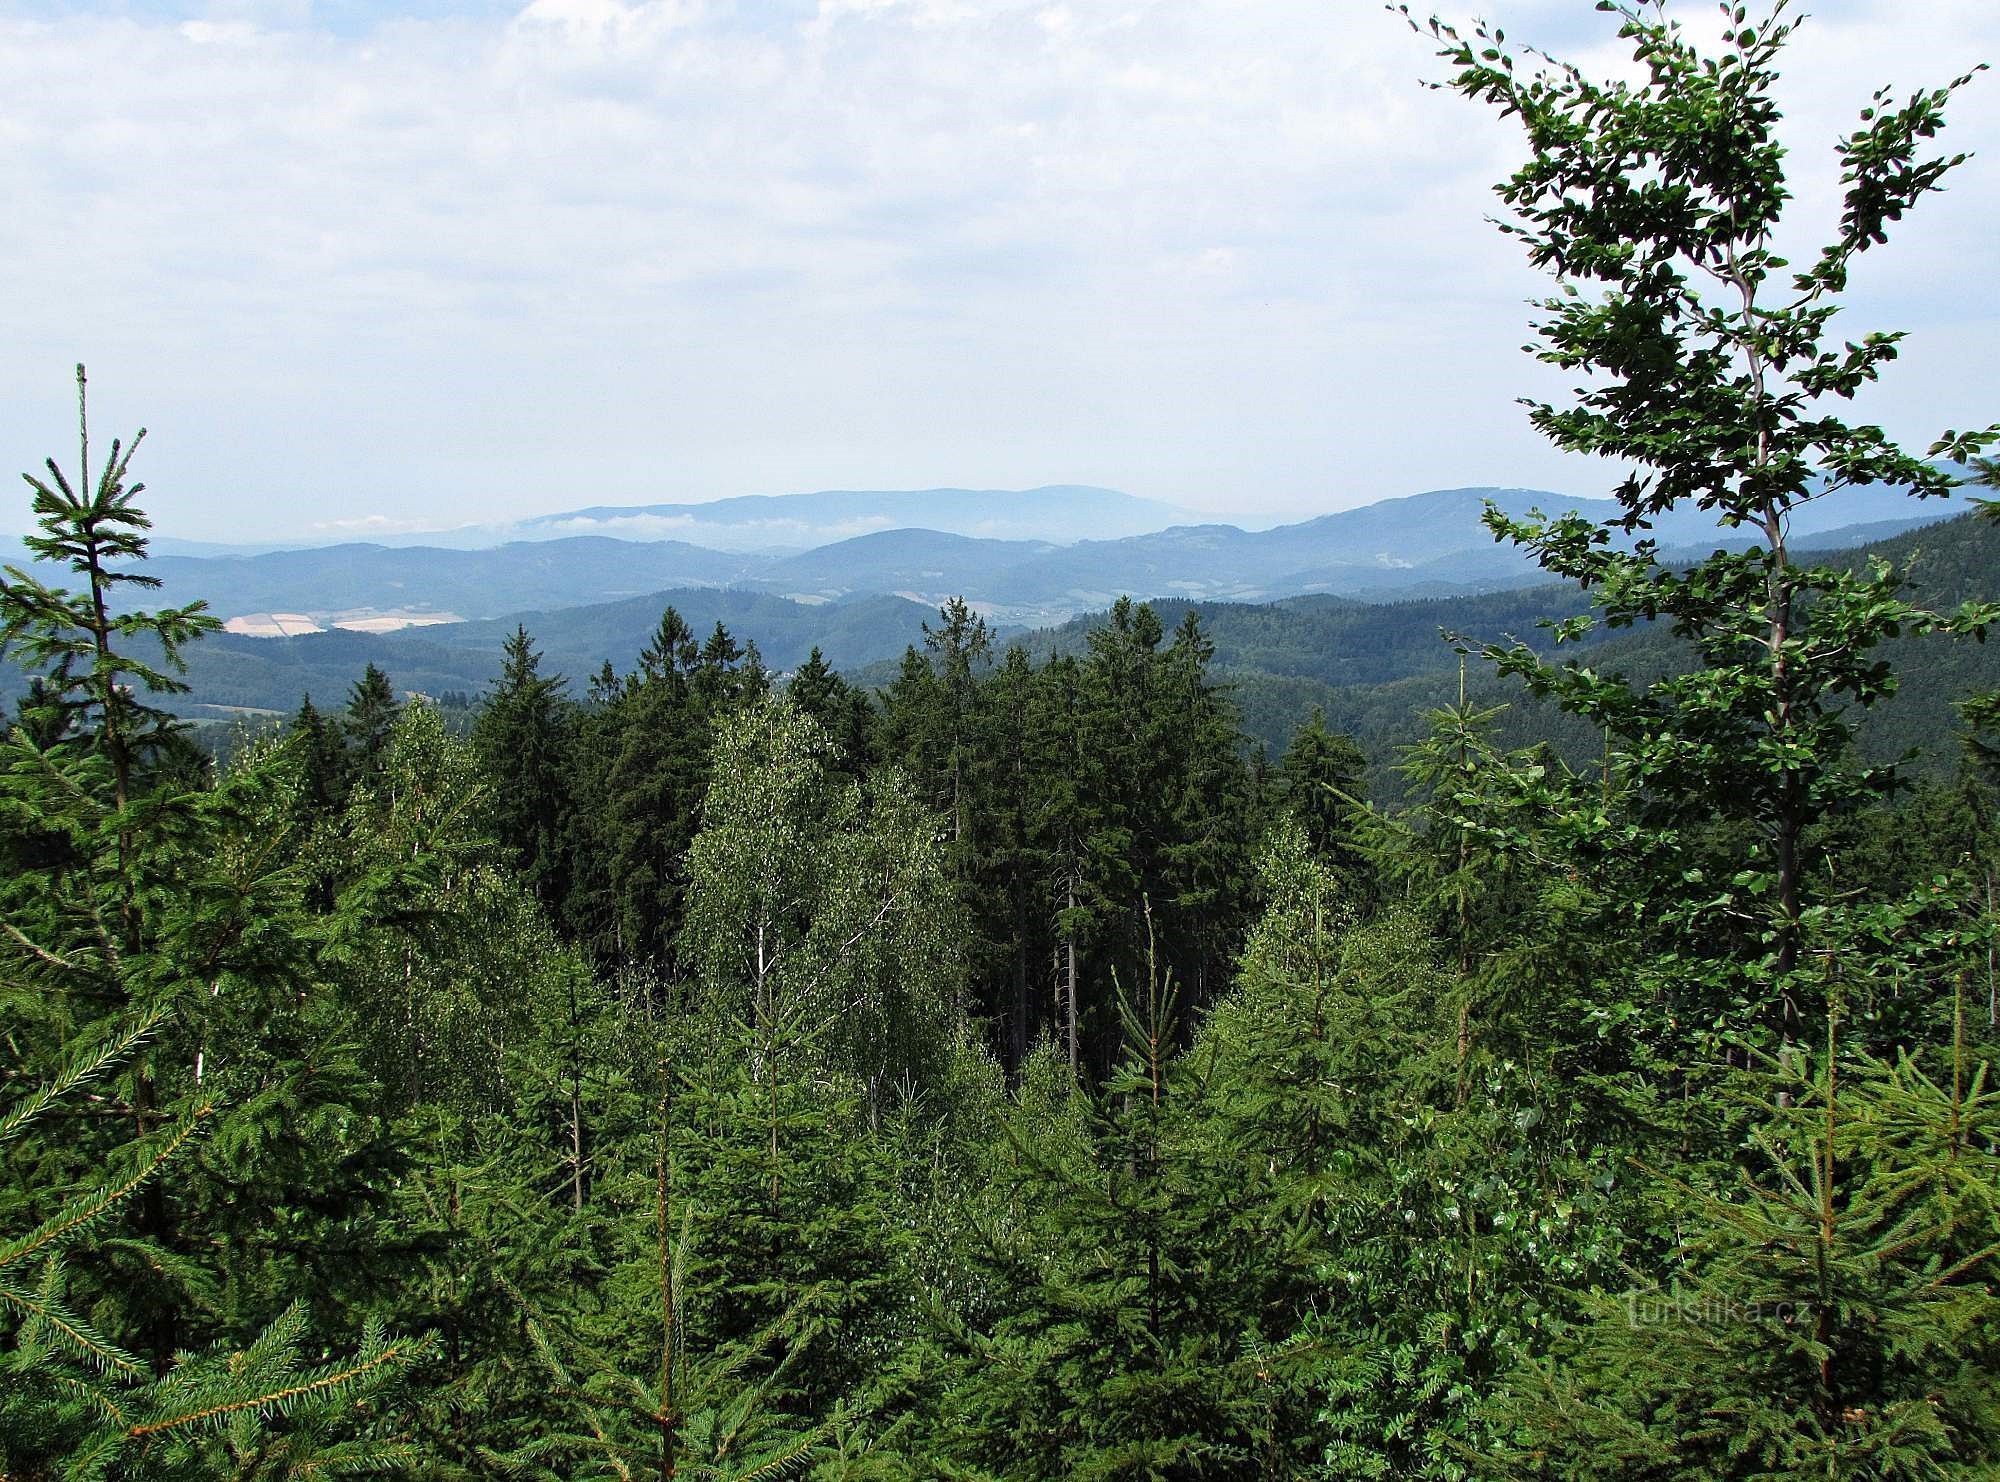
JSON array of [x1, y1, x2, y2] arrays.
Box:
[[1987, 868, 1997, 1031], [656, 1059, 679, 1480], [1065, 875, 1080, 1080], [569, 976, 585, 1213]]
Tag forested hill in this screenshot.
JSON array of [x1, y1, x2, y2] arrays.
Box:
[[71, 481, 1961, 632], [968, 509, 2000, 775], [1013, 583, 1595, 686], [16, 7, 2000, 1473], [26, 507, 1998, 767], [72, 589, 941, 716]]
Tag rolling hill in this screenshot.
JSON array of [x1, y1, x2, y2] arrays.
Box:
[[81, 481, 1971, 634], [106, 508, 1994, 780], [516, 484, 1193, 550], [120, 590, 940, 719], [106, 537, 761, 626]]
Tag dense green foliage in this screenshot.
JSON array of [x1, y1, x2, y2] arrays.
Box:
[[7, 7, 2000, 1478]]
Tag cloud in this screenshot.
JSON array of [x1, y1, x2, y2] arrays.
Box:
[[0, 0, 1994, 540], [309, 513, 454, 534]]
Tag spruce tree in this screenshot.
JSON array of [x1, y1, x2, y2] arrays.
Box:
[[1277, 707, 1372, 900], [344, 663, 401, 784], [288, 692, 351, 816], [1409, 2, 2000, 1469], [640, 604, 698, 687], [472, 624, 575, 910], [0, 374, 424, 1475], [787, 645, 872, 773], [1, 365, 218, 810]]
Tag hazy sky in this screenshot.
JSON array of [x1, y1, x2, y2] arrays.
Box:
[[3, 0, 1996, 541]]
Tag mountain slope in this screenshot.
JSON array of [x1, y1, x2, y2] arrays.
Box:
[[22, 504, 1987, 759], [1133, 510, 2000, 785], [107, 537, 765, 625], [754, 487, 1973, 621], [111, 482, 1973, 633], [518, 484, 1190, 549], [139, 590, 938, 716], [754, 529, 1060, 599]]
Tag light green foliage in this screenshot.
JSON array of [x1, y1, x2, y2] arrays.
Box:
[[0, 372, 423, 1475], [1194, 826, 1623, 1478], [1410, 0, 2000, 1053], [684, 695, 966, 1109], [6, 5, 2000, 1472], [1490, 1026, 2000, 1479], [1408, 3, 2000, 1472]]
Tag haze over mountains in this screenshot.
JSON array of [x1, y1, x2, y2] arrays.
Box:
[[97, 479, 1968, 635], [516, 485, 1195, 551], [35, 507, 1992, 804]]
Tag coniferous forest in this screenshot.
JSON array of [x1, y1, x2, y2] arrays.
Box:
[[7, 8, 2000, 1478]]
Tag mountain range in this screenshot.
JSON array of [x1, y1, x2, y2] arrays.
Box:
[[46, 507, 1988, 811], [86, 481, 1967, 633], [515, 484, 1194, 551]]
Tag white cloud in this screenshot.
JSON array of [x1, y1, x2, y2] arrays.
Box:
[[309, 513, 453, 533], [0, 0, 1994, 540]]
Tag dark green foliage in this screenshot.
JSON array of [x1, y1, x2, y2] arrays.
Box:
[[0, 374, 425, 1475], [561, 606, 718, 971], [1276, 707, 1371, 899], [7, 7, 2000, 1475], [343, 662, 400, 783], [786, 645, 874, 771], [472, 625, 573, 908], [934, 984, 1281, 1479], [1403, 3, 2000, 1473], [287, 693, 349, 816], [872, 597, 1260, 1077]]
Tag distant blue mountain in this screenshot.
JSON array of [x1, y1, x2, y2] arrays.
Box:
[[515, 485, 1194, 550], [100, 480, 1972, 633], [98, 537, 760, 624]]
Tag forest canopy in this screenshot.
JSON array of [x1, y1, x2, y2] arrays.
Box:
[[5, 4, 2000, 1477]]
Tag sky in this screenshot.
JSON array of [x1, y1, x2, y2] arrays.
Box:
[[2, 0, 1996, 542]]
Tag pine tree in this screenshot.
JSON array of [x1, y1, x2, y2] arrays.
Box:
[[935, 957, 1296, 1478], [1027, 651, 1112, 1078], [787, 646, 872, 773], [1488, 1000, 2000, 1478], [983, 644, 1053, 1067], [0, 365, 219, 811], [576, 663, 714, 972], [919, 597, 993, 852], [473, 624, 576, 910], [1156, 607, 1257, 1009], [344, 663, 401, 784], [640, 604, 698, 688], [0, 375, 424, 1474], [0, 1018, 421, 1477], [694, 621, 745, 710], [288, 693, 351, 816], [1277, 708, 1372, 901]]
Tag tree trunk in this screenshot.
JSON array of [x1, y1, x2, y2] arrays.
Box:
[[1065, 875, 1080, 1080]]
